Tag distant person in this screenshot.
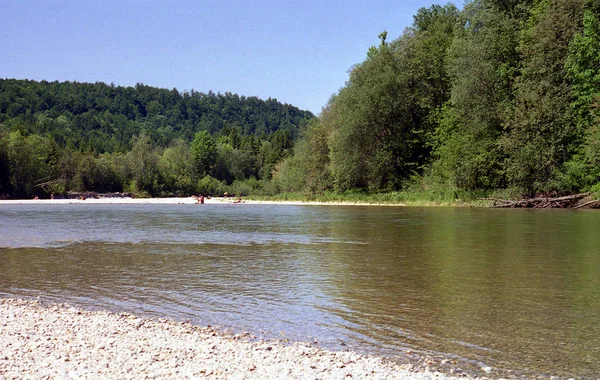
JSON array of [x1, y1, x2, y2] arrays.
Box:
[[233, 197, 242, 204], [33, 196, 39, 200], [200, 195, 205, 204], [50, 193, 54, 200]]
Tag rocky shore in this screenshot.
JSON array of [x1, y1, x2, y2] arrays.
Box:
[[0, 298, 457, 379]]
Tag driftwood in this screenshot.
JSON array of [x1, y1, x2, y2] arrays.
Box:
[[480, 193, 598, 209]]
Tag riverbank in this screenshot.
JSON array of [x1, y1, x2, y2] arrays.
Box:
[[0, 298, 459, 379], [3, 192, 596, 208], [0, 196, 408, 207]]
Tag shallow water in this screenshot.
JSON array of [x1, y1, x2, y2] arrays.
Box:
[[1, 204, 599, 378]]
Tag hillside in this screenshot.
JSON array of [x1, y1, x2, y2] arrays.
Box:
[[0, 79, 314, 198], [0, 79, 313, 152]]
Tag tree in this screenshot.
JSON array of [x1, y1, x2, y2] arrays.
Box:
[[272, 118, 332, 194], [5, 131, 52, 197], [126, 133, 159, 195], [431, 0, 522, 190], [327, 34, 410, 191], [563, 0, 600, 185], [0, 133, 12, 195], [159, 139, 194, 195], [190, 130, 217, 177], [502, 0, 585, 194], [326, 5, 458, 191]]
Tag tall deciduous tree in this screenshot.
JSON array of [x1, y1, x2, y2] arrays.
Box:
[[327, 5, 459, 191], [159, 138, 195, 195], [431, 0, 521, 189], [190, 130, 217, 177], [126, 133, 159, 195], [272, 118, 332, 193], [274, 4, 458, 193], [5, 131, 52, 197], [565, 0, 600, 182], [326, 35, 405, 190], [0, 133, 11, 195], [502, 0, 585, 194]]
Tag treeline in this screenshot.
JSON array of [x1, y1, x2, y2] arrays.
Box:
[[273, 0, 600, 198], [2, 0, 599, 201], [0, 79, 313, 198]]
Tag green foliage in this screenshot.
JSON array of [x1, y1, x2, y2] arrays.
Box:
[[230, 177, 265, 196], [431, 0, 521, 190], [251, 186, 492, 207], [195, 175, 227, 196], [270, 154, 306, 194], [190, 130, 217, 177], [588, 180, 600, 197], [2, 2, 600, 199], [566, 3, 600, 117], [548, 156, 595, 193], [159, 139, 195, 195], [0, 80, 313, 152], [327, 38, 405, 190], [126, 133, 160, 196], [564, 1, 600, 186], [0, 79, 312, 198], [322, 4, 459, 192], [0, 134, 11, 195], [72, 152, 123, 193], [502, 0, 585, 194], [4, 131, 53, 197], [271, 118, 332, 194]]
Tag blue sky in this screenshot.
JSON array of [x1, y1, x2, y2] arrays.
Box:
[[1, 0, 455, 114]]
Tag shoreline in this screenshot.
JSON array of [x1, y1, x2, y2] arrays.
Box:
[[0, 298, 458, 379], [0, 197, 407, 207], [1, 195, 597, 209]]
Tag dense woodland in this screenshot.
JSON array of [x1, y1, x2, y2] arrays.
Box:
[[275, 0, 600, 199], [1, 0, 600, 200], [0, 79, 313, 198]]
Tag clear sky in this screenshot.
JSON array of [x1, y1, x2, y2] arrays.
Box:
[[1, 0, 455, 115]]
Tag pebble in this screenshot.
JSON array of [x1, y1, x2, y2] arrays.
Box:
[[0, 298, 460, 379]]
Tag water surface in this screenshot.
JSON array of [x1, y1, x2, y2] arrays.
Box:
[[1, 204, 599, 378]]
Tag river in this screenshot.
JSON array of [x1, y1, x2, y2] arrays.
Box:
[[0, 203, 598, 378]]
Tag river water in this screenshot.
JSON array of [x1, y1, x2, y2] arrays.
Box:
[[1, 204, 599, 378]]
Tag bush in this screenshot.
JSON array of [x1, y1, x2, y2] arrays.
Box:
[[195, 175, 227, 196], [230, 177, 265, 196]]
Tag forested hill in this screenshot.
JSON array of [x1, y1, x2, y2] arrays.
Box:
[[0, 79, 313, 153], [0, 79, 314, 198]]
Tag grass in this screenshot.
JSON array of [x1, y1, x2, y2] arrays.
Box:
[[245, 188, 498, 207]]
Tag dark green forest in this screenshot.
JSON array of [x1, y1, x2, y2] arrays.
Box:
[[2, 0, 600, 201], [0, 79, 313, 198]]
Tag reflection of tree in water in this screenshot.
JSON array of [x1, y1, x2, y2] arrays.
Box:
[[319, 207, 600, 378]]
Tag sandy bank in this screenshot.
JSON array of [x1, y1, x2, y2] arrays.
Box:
[[0, 197, 200, 205], [0, 197, 406, 207], [0, 298, 455, 379]]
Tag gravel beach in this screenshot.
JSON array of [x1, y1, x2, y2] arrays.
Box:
[[0, 298, 458, 379]]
